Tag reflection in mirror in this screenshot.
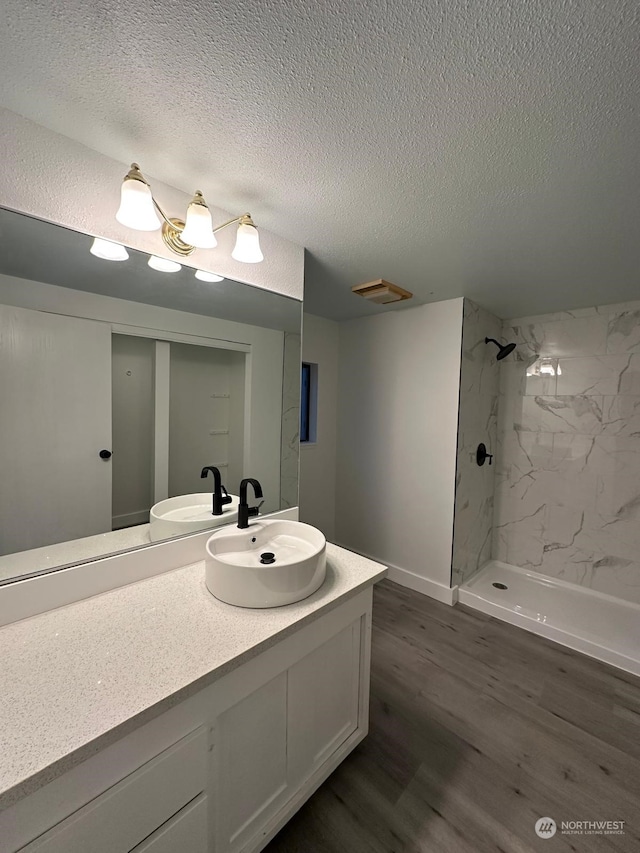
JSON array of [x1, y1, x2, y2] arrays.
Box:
[[0, 208, 301, 585]]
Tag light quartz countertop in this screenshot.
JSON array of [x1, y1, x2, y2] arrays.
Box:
[[0, 543, 386, 810], [0, 525, 152, 583]]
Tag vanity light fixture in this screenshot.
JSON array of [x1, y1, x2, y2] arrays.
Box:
[[115, 163, 264, 263], [90, 237, 129, 261], [181, 193, 218, 249], [231, 220, 264, 263], [148, 255, 182, 273], [195, 270, 225, 283]]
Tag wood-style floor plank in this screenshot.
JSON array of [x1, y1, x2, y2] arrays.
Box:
[[265, 580, 640, 853]]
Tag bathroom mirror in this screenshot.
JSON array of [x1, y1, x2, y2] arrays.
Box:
[[0, 207, 301, 584]]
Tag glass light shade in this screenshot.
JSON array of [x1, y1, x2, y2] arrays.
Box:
[[90, 237, 129, 261], [195, 270, 224, 282], [231, 222, 264, 263], [148, 255, 182, 273], [180, 199, 218, 248], [116, 178, 161, 231]]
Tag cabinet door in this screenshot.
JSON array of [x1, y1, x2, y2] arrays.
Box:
[[214, 672, 289, 853], [129, 794, 208, 853], [287, 619, 362, 784]]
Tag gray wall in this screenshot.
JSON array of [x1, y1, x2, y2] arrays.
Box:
[[112, 335, 154, 527], [298, 314, 339, 540], [451, 299, 501, 587], [280, 332, 301, 510]]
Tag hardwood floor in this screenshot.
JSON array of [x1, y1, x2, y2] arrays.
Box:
[[265, 579, 640, 853]]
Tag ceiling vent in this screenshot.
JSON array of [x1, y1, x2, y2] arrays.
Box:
[[351, 279, 413, 305]]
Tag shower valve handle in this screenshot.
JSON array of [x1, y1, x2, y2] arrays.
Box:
[[476, 443, 493, 466]]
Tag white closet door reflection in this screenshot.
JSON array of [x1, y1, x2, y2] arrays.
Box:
[[0, 305, 112, 555], [168, 342, 246, 499], [111, 335, 154, 530]]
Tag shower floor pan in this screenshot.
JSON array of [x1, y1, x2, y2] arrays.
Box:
[[458, 560, 640, 677]]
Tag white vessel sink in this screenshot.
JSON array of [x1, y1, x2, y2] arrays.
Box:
[[150, 493, 240, 542], [205, 519, 327, 608]]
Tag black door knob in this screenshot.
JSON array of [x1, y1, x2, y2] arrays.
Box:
[[99, 449, 112, 460]]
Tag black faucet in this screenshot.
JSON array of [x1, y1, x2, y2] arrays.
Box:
[[200, 466, 233, 516], [237, 478, 264, 529]]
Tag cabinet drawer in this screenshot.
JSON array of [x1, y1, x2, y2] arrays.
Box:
[[20, 727, 207, 853], [130, 794, 208, 853]]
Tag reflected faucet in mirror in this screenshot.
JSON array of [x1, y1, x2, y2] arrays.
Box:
[[201, 466, 233, 516], [238, 478, 264, 529]]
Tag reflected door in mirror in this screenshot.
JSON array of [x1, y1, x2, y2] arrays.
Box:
[[0, 305, 112, 554]]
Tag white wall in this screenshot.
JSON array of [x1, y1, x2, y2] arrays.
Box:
[[0, 108, 304, 300], [335, 299, 464, 602], [299, 314, 339, 541]]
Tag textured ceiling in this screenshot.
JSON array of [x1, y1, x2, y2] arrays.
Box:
[[1, 0, 639, 320]]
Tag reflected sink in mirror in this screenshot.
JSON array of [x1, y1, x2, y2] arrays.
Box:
[[205, 520, 326, 608], [150, 493, 240, 542]]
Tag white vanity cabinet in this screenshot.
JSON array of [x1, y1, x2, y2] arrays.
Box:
[[213, 614, 365, 853], [287, 621, 362, 781], [4, 589, 373, 853], [17, 729, 209, 853], [129, 796, 208, 853]]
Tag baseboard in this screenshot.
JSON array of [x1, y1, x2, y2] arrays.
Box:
[[333, 541, 457, 606], [387, 565, 458, 605], [112, 510, 149, 529]]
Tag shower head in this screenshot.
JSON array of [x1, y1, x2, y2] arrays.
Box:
[[485, 337, 516, 361]]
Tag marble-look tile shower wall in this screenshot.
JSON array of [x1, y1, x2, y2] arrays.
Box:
[[494, 300, 640, 605], [452, 300, 501, 586]]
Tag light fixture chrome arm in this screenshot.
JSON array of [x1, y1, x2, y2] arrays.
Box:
[[152, 193, 256, 246], [117, 163, 263, 262], [151, 197, 179, 230], [212, 214, 254, 234], [160, 210, 257, 257], [148, 181, 254, 237]]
